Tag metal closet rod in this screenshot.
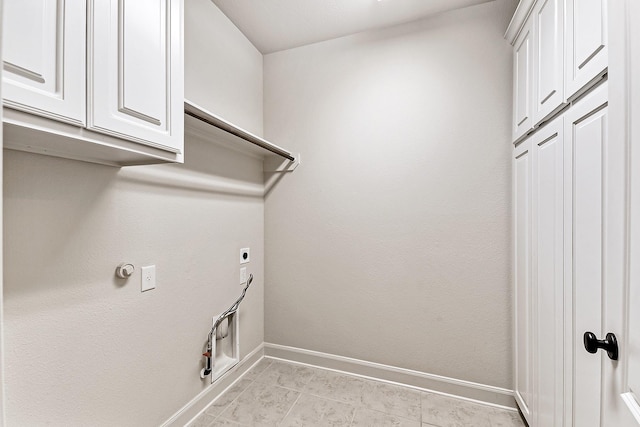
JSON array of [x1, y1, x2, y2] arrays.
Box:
[[184, 101, 296, 161]]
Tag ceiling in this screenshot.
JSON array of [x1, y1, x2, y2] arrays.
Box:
[[211, 0, 495, 54]]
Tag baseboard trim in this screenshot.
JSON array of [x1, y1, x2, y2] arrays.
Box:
[[264, 343, 516, 410], [161, 343, 265, 427]]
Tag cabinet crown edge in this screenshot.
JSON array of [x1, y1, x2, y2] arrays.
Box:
[[505, 0, 536, 45]]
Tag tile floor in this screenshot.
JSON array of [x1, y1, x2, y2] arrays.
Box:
[[188, 358, 526, 427]]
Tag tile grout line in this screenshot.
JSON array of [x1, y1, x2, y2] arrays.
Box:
[[347, 404, 358, 427], [278, 390, 304, 425], [307, 371, 331, 425], [275, 366, 321, 425], [212, 360, 273, 425]]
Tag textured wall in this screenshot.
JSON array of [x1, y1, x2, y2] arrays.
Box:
[[264, 1, 515, 389], [3, 0, 265, 425]]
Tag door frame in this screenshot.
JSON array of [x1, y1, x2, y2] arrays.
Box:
[[0, 0, 6, 423], [603, 0, 640, 424]]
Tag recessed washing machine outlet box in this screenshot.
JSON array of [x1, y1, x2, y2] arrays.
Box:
[[240, 248, 250, 264], [210, 311, 240, 383]]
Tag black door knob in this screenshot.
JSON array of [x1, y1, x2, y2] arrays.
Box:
[[583, 331, 618, 360]]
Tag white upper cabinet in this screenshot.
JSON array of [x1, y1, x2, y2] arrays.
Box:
[[507, 0, 607, 143], [1, 0, 184, 166], [533, 0, 565, 125], [513, 19, 534, 142], [565, 0, 607, 100], [2, 0, 86, 126], [88, 0, 184, 154]]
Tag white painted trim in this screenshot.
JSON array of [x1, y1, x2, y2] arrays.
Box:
[[160, 343, 264, 427], [264, 343, 517, 410], [0, 0, 5, 423], [622, 393, 640, 424], [118, 163, 265, 197], [505, 0, 535, 44]]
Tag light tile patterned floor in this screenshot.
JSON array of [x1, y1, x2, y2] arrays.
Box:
[[188, 358, 526, 427]]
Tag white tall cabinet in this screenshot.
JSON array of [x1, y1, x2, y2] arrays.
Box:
[[533, 115, 564, 427], [510, 0, 608, 144], [508, 1, 614, 426], [564, 0, 608, 99], [564, 81, 610, 427], [513, 136, 532, 422], [513, 111, 564, 427], [532, 0, 564, 124], [513, 19, 534, 142]]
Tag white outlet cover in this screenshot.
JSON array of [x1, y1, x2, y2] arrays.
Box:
[[141, 265, 156, 292], [240, 248, 250, 264], [240, 267, 247, 284]]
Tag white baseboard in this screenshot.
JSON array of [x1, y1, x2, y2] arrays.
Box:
[[264, 342, 517, 410], [161, 344, 264, 427], [161, 342, 517, 427]]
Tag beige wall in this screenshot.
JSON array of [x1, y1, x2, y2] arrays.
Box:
[[264, 1, 515, 389], [185, 0, 263, 134], [3, 0, 265, 425]]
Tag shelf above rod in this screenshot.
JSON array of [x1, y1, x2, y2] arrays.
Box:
[[184, 100, 295, 162]]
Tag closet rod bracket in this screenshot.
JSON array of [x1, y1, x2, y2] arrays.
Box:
[[264, 153, 301, 173]]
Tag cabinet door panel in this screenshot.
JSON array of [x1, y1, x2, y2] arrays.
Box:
[[532, 118, 564, 427], [2, 0, 86, 125], [513, 21, 534, 142], [565, 0, 607, 99], [121, 0, 166, 125], [534, 0, 565, 125], [564, 83, 609, 427], [88, 0, 183, 154], [514, 139, 533, 424]]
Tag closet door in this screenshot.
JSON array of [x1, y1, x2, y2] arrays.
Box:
[[565, 0, 608, 100], [531, 116, 564, 427], [1, 0, 86, 125], [513, 19, 534, 142], [564, 82, 609, 427], [514, 138, 533, 425], [88, 0, 184, 154], [533, 0, 565, 125]]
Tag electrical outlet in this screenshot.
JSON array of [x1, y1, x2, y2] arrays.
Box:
[[240, 248, 250, 264], [141, 265, 156, 292], [240, 267, 247, 284]]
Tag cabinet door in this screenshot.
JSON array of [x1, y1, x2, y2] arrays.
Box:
[[533, 0, 565, 125], [565, 0, 607, 100], [514, 138, 533, 425], [564, 82, 609, 427], [513, 20, 534, 142], [88, 0, 184, 154], [531, 117, 564, 427], [1, 0, 86, 126]]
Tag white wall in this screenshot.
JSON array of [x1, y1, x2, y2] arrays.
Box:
[[2, 0, 265, 425], [264, 1, 515, 389]]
